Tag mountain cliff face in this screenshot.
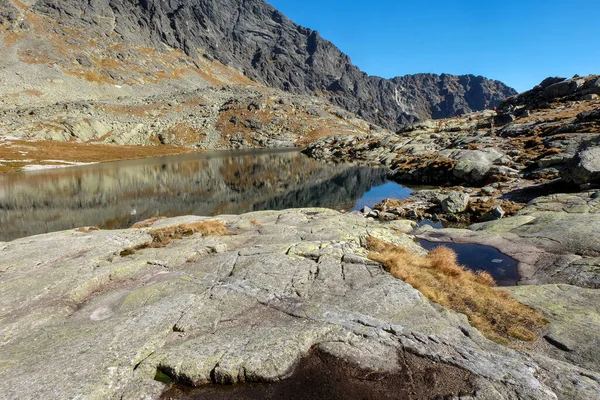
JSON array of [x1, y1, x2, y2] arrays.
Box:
[[29, 0, 516, 130]]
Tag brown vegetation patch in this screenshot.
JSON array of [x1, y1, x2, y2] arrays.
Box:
[[469, 198, 524, 220], [517, 101, 600, 123], [0, 140, 194, 173], [76, 226, 100, 233], [18, 47, 54, 65], [121, 220, 228, 256], [366, 237, 546, 344], [100, 102, 169, 118], [148, 220, 228, 246], [20, 89, 44, 97], [130, 217, 167, 229], [162, 123, 207, 147], [296, 127, 358, 146]]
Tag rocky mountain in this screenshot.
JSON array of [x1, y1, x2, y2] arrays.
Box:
[[1, 0, 515, 132]]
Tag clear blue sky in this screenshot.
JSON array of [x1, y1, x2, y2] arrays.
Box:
[[266, 0, 600, 93]]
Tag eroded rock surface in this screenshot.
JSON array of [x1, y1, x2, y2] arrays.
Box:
[[1, 209, 599, 399], [509, 284, 600, 374]]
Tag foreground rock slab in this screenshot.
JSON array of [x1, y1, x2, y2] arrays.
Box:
[[1, 209, 599, 399]]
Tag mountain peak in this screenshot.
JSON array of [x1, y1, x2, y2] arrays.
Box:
[[2, 0, 515, 129]]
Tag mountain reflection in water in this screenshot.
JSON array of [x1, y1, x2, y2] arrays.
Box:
[[0, 149, 392, 241]]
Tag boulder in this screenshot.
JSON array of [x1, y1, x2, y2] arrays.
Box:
[[563, 141, 600, 185], [438, 149, 504, 184], [63, 118, 109, 142], [479, 205, 505, 222], [576, 108, 600, 122], [494, 113, 515, 127], [542, 79, 583, 101], [440, 191, 470, 213]]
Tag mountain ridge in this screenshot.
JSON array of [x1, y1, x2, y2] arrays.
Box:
[[27, 0, 516, 129]]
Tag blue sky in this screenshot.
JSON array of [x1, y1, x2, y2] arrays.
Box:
[[266, 0, 600, 93]]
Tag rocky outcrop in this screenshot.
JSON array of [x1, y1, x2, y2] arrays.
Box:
[[1, 209, 599, 399], [0, 85, 374, 149], [305, 75, 600, 188], [563, 136, 600, 185], [21, 0, 516, 130], [304, 110, 521, 185], [501, 76, 600, 112], [415, 190, 600, 288]]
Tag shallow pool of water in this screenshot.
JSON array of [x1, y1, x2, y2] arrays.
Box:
[[417, 239, 520, 286]]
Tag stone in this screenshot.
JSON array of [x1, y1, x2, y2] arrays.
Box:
[[479, 205, 505, 222], [508, 284, 600, 374], [63, 118, 109, 142], [563, 141, 600, 185], [576, 108, 600, 122], [481, 186, 495, 196], [494, 113, 515, 126], [439, 149, 504, 183], [440, 191, 470, 213], [0, 209, 598, 399], [542, 79, 583, 100]]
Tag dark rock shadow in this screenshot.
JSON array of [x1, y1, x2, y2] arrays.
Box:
[[160, 348, 474, 400]]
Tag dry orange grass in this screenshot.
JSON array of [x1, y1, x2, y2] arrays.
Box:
[[296, 127, 357, 146], [148, 220, 228, 246], [121, 220, 228, 256], [130, 216, 167, 229], [0, 140, 195, 173], [366, 237, 546, 344], [76, 226, 100, 233]]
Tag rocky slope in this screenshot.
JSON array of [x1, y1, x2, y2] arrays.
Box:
[[306, 74, 600, 189], [0, 0, 515, 139], [2, 209, 599, 399]]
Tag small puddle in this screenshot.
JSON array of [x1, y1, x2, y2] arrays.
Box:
[[417, 239, 519, 286], [417, 219, 444, 229], [160, 349, 474, 400]]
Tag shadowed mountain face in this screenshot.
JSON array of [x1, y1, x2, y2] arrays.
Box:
[[29, 0, 516, 130], [0, 150, 389, 241]]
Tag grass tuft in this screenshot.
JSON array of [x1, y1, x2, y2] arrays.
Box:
[[130, 216, 167, 229], [148, 220, 228, 247], [76, 226, 100, 233], [121, 220, 228, 256], [366, 237, 546, 344]]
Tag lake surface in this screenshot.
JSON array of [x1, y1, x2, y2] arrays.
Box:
[[417, 239, 520, 286], [0, 149, 414, 241]]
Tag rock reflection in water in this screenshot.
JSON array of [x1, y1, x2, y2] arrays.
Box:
[[0, 149, 388, 241]]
